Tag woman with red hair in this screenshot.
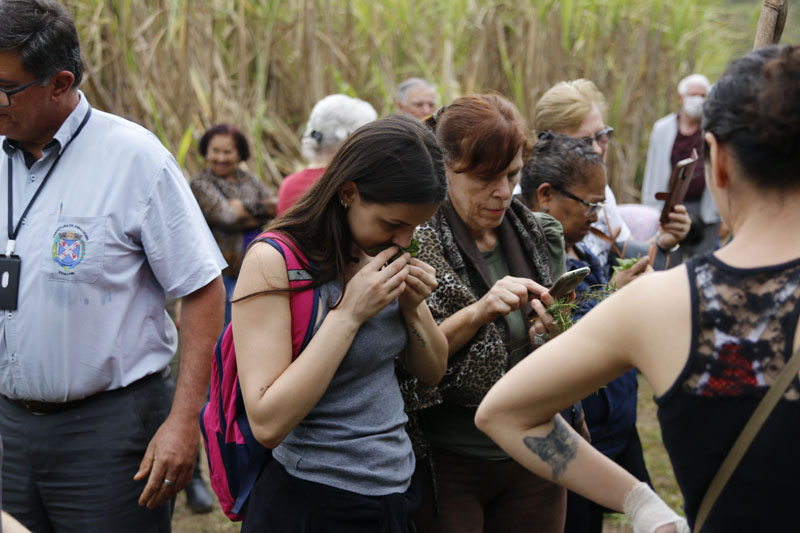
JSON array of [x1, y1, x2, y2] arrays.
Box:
[[400, 94, 581, 532]]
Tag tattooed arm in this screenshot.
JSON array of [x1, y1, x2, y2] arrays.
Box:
[[475, 270, 691, 531], [517, 417, 687, 533]]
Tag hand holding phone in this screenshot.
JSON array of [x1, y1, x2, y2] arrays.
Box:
[[547, 266, 591, 301], [655, 149, 699, 225]]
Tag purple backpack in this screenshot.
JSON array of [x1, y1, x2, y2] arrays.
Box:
[[200, 231, 319, 520]]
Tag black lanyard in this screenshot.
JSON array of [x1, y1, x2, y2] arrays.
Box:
[[5, 107, 92, 256]]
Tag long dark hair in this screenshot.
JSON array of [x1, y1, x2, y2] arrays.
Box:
[[703, 45, 800, 188], [266, 114, 447, 289]]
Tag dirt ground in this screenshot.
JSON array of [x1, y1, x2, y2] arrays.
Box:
[[172, 376, 682, 532]]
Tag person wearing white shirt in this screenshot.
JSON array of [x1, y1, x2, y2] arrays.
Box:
[[0, 1, 225, 530]]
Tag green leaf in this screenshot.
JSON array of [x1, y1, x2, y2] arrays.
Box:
[[367, 239, 420, 262], [613, 255, 643, 273]]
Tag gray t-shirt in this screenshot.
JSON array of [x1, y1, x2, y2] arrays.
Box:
[[273, 280, 415, 496]]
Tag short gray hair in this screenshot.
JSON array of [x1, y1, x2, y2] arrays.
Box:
[[0, 0, 83, 88], [677, 73, 711, 96], [301, 94, 378, 161], [395, 78, 435, 104]]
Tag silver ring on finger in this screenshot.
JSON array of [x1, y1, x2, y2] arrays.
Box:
[[163, 479, 176, 486]]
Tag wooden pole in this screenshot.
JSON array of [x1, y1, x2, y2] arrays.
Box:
[[754, 0, 788, 49]]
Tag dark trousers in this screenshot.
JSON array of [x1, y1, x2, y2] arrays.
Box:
[[242, 459, 421, 533], [564, 429, 652, 533], [414, 446, 566, 533], [681, 199, 720, 260], [0, 373, 174, 533]]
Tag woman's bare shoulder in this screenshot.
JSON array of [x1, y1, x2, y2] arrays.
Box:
[[233, 241, 290, 299], [608, 265, 693, 394]]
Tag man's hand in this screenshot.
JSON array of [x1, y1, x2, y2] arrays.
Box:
[[656, 204, 691, 249], [133, 276, 224, 509], [133, 414, 200, 509]]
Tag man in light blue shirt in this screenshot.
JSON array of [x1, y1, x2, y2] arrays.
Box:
[[0, 1, 226, 530]]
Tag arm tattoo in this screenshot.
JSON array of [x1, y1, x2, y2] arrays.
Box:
[[522, 415, 578, 481], [409, 324, 427, 347]]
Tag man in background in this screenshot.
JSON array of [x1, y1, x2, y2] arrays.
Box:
[[395, 77, 437, 120], [642, 74, 720, 257], [0, 1, 225, 530]]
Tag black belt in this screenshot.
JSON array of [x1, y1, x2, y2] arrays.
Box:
[[4, 372, 163, 415]]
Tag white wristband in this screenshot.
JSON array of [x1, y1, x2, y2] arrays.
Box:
[[623, 482, 689, 533]]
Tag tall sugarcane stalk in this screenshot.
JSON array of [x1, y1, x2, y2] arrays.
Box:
[[754, 0, 788, 48]]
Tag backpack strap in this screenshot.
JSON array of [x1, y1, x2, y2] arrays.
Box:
[[223, 232, 319, 516], [251, 231, 319, 360]]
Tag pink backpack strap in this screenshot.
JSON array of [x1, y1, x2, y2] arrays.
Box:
[[252, 231, 318, 359]]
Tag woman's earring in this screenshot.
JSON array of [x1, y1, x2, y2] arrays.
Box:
[[340, 199, 349, 209], [542, 205, 549, 213]]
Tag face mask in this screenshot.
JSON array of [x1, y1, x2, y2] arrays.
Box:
[[682, 95, 705, 119]]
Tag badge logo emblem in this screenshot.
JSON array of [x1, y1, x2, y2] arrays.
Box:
[[52, 231, 86, 272]]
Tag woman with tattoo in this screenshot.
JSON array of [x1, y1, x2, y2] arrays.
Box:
[[232, 116, 448, 532], [399, 94, 584, 533], [477, 45, 800, 532]]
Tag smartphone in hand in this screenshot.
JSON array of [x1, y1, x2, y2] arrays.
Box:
[[655, 148, 698, 225], [547, 266, 591, 301]]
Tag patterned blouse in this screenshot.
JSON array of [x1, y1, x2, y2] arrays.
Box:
[[190, 167, 272, 276]]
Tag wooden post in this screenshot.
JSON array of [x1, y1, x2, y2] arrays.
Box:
[[754, 0, 788, 49]]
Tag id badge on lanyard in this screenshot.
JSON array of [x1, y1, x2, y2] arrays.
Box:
[[2, 107, 92, 310], [0, 254, 21, 310]]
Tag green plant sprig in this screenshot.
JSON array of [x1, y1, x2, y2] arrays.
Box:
[[543, 282, 617, 334], [612, 255, 643, 273], [367, 239, 420, 263]]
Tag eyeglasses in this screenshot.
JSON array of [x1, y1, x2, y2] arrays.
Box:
[[551, 185, 605, 216], [0, 77, 48, 107], [581, 126, 614, 149]]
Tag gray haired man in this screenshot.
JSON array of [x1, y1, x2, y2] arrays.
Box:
[[395, 77, 437, 121]]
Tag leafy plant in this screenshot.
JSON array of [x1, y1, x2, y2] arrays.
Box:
[[544, 282, 617, 334], [367, 239, 420, 263], [613, 254, 643, 273]]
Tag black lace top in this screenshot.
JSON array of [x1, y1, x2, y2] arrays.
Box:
[[656, 254, 800, 532], [685, 254, 800, 400]]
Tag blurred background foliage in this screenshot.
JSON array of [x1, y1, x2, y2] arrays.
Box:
[[68, 0, 795, 199]]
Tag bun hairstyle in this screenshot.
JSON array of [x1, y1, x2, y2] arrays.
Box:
[[426, 94, 529, 178], [703, 45, 800, 188], [301, 94, 378, 161], [520, 132, 604, 205]]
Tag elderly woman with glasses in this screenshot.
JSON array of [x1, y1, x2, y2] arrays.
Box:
[[519, 132, 653, 533], [533, 79, 692, 278]]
